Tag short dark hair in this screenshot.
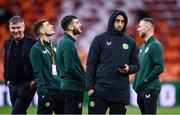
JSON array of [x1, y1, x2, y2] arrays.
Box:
[[9, 15, 24, 24], [33, 19, 47, 35], [141, 18, 155, 27], [61, 15, 77, 30]]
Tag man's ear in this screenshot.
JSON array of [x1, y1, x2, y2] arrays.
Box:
[[68, 24, 73, 31], [39, 27, 45, 34], [146, 23, 153, 31], [145, 25, 150, 31]]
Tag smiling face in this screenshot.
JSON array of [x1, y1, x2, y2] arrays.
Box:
[[114, 15, 125, 32], [9, 22, 25, 40]]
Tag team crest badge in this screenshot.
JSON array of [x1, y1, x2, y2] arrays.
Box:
[[45, 101, 50, 107], [90, 101, 95, 107], [122, 43, 129, 49]]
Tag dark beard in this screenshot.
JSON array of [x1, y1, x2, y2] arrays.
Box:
[[73, 29, 81, 35], [140, 32, 146, 39]]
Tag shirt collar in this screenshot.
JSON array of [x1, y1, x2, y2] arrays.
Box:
[[13, 37, 24, 44]]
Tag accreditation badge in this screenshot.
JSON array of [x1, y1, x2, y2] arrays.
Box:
[[52, 64, 57, 75]]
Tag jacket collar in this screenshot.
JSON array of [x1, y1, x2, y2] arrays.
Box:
[[64, 32, 76, 42], [145, 36, 154, 45]]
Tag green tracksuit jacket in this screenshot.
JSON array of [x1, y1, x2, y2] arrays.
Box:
[[133, 36, 164, 92], [56, 32, 85, 91], [30, 40, 61, 96]]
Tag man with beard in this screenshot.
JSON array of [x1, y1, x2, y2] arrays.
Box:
[[4, 15, 36, 114], [86, 9, 139, 114], [133, 18, 164, 114], [29, 19, 64, 114], [56, 15, 86, 114]]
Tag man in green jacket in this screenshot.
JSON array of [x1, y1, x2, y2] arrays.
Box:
[[133, 18, 164, 114], [56, 15, 85, 114], [29, 19, 64, 114]]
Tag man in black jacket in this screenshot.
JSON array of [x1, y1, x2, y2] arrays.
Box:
[[86, 9, 139, 114], [4, 15, 36, 114]]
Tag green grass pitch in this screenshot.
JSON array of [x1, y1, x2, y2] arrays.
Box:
[[0, 106, 180, 114]]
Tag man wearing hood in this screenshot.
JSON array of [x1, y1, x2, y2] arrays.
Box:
[[86, 9, 139, 114]]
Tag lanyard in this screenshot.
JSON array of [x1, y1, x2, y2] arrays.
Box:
[[40, 39, 55, 64]]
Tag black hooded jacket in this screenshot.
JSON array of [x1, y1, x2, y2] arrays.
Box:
[[86, 9, 139, 104]]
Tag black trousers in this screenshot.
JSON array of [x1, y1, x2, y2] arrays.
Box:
[[137, 89, 160, 114], [63, 90, 84, 114], [88, 91, 127, 114], [8, 82, 36, 114], [37, 89, 64, 114]]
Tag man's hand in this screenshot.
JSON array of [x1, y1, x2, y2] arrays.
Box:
[[88, 89, 94, 96], [118, 64, 129, 74], [30, 80, 37, 90]]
